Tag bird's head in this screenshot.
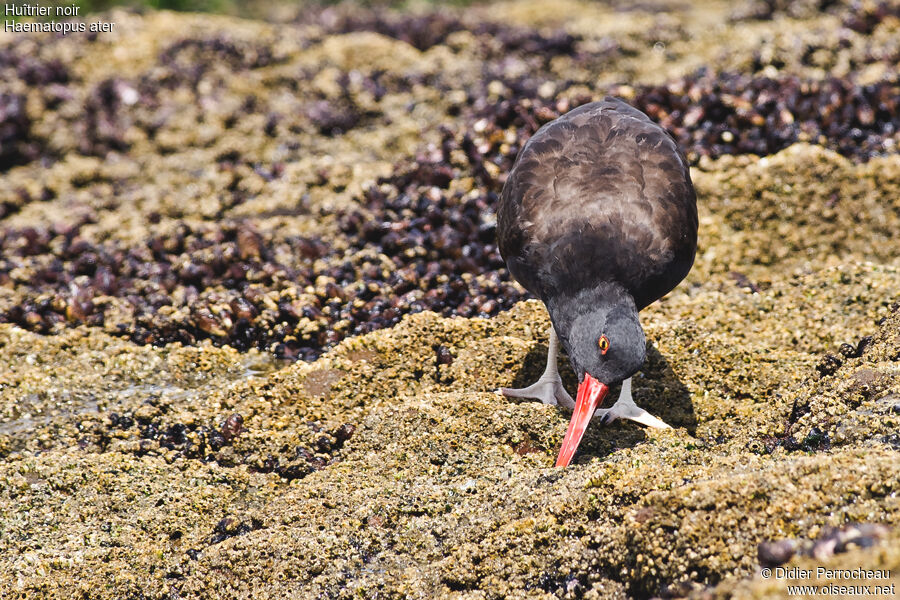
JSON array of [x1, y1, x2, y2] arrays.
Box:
[[564, 302, 646, 385], [549, 286, 646, 466]]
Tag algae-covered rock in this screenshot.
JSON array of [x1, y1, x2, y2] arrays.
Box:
[[2, 0, 900, 598], [1, 293, 898, 598]]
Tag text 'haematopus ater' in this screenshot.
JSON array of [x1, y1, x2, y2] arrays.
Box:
[[496, 97, 698, 467]]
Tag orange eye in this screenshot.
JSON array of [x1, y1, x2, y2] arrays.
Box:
[[598, 335, 610, 355]]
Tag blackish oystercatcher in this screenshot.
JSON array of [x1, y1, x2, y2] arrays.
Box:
[[496, 97, 698, 467]]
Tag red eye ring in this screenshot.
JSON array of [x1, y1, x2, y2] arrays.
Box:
[[598, 335, 610, 355]]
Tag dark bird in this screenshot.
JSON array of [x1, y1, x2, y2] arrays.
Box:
[[496, 97, 698, 467]]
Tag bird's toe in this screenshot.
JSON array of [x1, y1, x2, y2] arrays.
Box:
[[497, 377, 572, 407], [555, 388, 575, 409]]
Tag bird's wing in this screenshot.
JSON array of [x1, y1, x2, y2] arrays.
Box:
[[497, 98, 697, 307]]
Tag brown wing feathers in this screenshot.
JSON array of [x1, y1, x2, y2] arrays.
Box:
[[497, 97, 697, 309]]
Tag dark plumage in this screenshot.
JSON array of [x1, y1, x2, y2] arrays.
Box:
[[498, 97, 697, 311], [496, 97, 698, 466]]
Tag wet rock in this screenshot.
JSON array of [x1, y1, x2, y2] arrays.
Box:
[[815, 354, 843, 377], [811, 523, 891, 560], [434, 344, 453, 365], [221, 413, 244, 442], [758, 539, 797, 567], [760, 523, 892, 569], [210, 515, 263, 545], [0, 93, 34, 170]]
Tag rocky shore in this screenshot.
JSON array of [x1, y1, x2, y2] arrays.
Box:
[[1, 1, 899, 598]]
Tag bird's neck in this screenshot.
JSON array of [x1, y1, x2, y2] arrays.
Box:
[[547, 281, 632, 317]]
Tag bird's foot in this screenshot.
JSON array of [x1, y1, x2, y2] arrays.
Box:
[[593, 377, 671, 429], [496, 327, 574, 408], [496, 375, 575, 409], [594, 401, 671, 429]]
